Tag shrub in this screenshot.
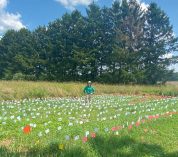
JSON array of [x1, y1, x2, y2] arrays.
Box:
[[13, 73, 25, 80], [24, 75, 37, 81]]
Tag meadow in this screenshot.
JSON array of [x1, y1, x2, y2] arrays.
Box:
[[0, 81, 178, 100], [0, 94, 178, 157]]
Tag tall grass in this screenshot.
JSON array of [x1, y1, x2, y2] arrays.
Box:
[[0, 81, 178, 100]]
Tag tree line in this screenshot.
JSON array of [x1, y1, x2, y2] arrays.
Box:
[[0, 0, 177, 84], [168, 73, 178, 81]]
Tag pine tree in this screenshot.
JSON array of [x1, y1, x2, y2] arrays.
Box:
[[33, 26, 52, 80], [111, 0, 146, 83], [143, 3, 178, 84]]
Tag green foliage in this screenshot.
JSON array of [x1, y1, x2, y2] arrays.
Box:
[[0, 1, 177, 84], [168, 72, 178, 81], [12, 73, 37, 81], [24, 74, 37, 81], [142, 3, 178, 84], [12, 72, 25, 80]]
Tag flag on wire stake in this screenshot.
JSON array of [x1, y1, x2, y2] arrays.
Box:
[[59, 144, 64, 150], [65, 135, 70, 140], [91, 132, 96, 138], [105, 128, 109, 132], [128, 125, 132, 130], [82, 137, 88, 143], [23, 125, 31, 134], [94, 128, 99, 132], [85, 131, 90, 137], [74, 135, 79, 141]]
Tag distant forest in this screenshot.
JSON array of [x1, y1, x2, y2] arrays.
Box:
[[0, 0, 178, 84], [169, 73, 178, 81]]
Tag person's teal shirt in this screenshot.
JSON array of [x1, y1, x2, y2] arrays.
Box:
[[83, 86, 95, 94]]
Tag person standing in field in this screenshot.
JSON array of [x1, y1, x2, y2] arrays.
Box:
[[83, 81, 95, 103]]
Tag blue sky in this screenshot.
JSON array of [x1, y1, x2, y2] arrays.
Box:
[[3, 0, 178, 34], [0, 0, 177, 71]]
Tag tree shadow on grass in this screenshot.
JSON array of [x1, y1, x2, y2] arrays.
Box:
[[0, 143, 85, 157], [88, 135, 178, 157], [0, 136, 178, 157]]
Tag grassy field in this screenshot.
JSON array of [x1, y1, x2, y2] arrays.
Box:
[[0, 95, 178, 157], [0, 81, 178, 100]]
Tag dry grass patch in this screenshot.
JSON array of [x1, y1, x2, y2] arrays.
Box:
[[0, 139, 12, 148], [0, 81, 178, 100]]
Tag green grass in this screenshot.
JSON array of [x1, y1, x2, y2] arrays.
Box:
[[0, 95, 178, 157], [0, 81, 178, 100]]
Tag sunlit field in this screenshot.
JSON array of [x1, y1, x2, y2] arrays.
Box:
[[0, 95, 178, 157], [166, 81, 178, 86], [1, 81, 178, 101], [0, 0, 178, 156]]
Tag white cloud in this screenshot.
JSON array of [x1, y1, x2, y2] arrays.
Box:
[[159, 53, 178, 72], [55, 0, 97, 10], [170, 64, 178, 72], [134, 0, 148, 11], [162, 53, 173, 59], [140, 1, 148, 11], [174, 64, 178, 72], [0, 0, 7, 9], [0, 0, 25, 34], [118, 0, 148, 11]]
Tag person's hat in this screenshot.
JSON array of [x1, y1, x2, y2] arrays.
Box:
[[88, 81, 92, 84]]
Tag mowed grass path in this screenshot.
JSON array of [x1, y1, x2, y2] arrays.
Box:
[[0, 81, 178, 100], [0, 95, 178, 157]]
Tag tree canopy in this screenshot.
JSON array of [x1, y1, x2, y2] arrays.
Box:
[[0, 0, 177, 84]]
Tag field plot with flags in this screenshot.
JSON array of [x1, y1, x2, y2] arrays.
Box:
[[0, 95, 178, 157]]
